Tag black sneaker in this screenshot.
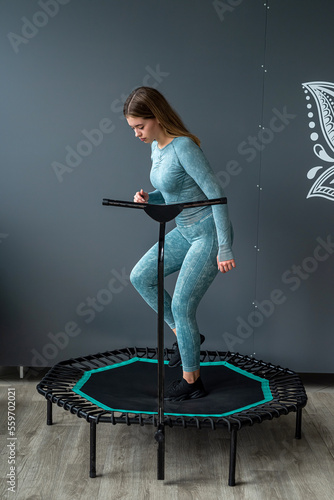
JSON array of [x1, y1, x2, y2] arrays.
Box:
[[164, 377, 207, 402], [168, 334, 205, 368]]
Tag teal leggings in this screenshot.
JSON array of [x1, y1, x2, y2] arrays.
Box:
[[130, 212, 219, 372]]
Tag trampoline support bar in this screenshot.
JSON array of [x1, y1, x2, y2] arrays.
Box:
[[90, 420, 97, 478], [228, 427, 237, 487], [47, 399, 53, 426], [295, 408, 302, 439]]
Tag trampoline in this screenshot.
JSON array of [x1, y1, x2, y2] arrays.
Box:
[[36, 199, 307, 486]]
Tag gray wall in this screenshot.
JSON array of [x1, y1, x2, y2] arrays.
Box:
[[1, 0, 333, 372]]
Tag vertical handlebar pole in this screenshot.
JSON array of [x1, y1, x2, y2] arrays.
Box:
[[102, 197, 227, 482], [157, 221, 165, 480]]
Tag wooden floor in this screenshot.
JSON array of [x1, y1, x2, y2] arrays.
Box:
[[1, 367, 334, 500]]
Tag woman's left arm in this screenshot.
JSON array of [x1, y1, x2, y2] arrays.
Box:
[[174, 138, 236, 272]]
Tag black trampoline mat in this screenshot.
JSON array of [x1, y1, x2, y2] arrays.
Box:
[[73, 358, 273, 417]]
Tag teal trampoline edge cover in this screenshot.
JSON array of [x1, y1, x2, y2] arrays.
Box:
[[72, 358, 273, 418]]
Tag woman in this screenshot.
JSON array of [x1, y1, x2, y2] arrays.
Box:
[[124, 87, 235, 402]]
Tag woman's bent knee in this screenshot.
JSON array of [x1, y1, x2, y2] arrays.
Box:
[[129, 267, 138, 287], [130, 263, 156, 291]]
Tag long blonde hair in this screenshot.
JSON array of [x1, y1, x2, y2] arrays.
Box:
[[123, 87, 201, 147]]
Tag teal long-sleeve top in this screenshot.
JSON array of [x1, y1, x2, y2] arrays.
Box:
[[148, 136, 234, 262]]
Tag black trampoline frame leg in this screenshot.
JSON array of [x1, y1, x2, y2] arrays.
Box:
[[47, 399, 53, 425], [228, 427, 237, 487], [295, 408, 302, 439], [90, 420, 97, 478]]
